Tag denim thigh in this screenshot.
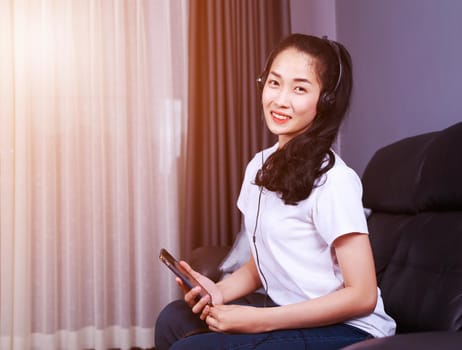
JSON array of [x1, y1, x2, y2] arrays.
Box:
[[170, 324, 371, 350], [155, 299, 209, 350]]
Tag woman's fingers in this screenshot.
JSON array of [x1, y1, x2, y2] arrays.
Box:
[[184, 286, 201, 307], [191, 290, 211, 314]]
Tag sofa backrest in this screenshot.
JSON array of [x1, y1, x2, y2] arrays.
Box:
[[362, 122, 462, 333]]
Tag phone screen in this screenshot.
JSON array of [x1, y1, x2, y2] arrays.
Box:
[[159, 248, 213, 304]]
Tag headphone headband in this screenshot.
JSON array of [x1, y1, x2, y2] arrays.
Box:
[[322, 36, 343, 94]]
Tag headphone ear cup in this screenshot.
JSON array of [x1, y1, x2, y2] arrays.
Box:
[[319, 91, 335, 110]]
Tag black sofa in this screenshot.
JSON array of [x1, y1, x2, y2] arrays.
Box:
[[341, 122, 462, 349], [190, 122, 462, 349]]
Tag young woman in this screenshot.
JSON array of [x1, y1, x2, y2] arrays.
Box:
[[155, 33, 396, 350]]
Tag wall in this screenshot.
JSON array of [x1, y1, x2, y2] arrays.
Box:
[[290, 0, 336, 38], [291, 0, 462, 176]]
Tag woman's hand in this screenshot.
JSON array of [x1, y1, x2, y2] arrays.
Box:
[[205, 304, 268, 333], [176, 261, 224, 316]]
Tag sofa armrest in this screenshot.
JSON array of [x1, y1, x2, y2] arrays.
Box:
[[189, 245, 231, 282], [341, 331, 462, 350]]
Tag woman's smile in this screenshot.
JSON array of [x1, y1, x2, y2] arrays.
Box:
[[271, 110, 291, 124]]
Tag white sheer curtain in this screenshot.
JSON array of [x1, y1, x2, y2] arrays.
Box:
[[0, 0, 188, 349]]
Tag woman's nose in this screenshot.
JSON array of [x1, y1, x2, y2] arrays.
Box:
[[274, 88, 290, 107]]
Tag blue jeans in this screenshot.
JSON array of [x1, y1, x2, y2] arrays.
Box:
[[155, 294, 372, 350]]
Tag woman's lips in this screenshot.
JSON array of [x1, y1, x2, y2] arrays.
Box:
[[271, 111, 291, 124]]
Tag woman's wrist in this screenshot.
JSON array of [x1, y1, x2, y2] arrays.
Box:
[[215, 279, 230, 304]]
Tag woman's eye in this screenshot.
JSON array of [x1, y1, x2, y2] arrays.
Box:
[[267, 79, 279, 87], [294, 86, 307, 93]]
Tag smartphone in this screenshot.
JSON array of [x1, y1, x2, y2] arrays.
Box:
[[159, 248, 213, 305]]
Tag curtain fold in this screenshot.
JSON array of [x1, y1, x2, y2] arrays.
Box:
[[183, 0, 291, 256], [0, 1, 188, 349]]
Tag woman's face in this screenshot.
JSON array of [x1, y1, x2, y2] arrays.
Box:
[[262, 48, 322, 147]]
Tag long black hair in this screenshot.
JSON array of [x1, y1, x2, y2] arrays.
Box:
[[255, 33, 353, 205]]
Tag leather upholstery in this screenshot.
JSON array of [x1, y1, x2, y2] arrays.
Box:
[[362, 122, 462, 214], [189, 245, 230, 282]]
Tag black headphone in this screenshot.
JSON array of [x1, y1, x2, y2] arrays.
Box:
[[319, 36, 343, 108]]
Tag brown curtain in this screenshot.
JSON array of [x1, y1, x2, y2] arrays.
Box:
[[182, 0, 291, 256]]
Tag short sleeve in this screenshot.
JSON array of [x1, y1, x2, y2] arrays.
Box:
[[237, 160, 254, 215], [312, 166, 368, 244]]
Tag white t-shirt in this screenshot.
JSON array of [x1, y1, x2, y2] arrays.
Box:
[[237, 143, 396, 338]]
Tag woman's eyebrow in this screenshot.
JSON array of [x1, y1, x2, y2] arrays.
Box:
[[269, 70, 312, 85], [294, 77, 312, 84]]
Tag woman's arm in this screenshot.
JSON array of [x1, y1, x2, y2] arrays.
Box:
[[216, 255, 263, 304], [205, 233, 378, 333]]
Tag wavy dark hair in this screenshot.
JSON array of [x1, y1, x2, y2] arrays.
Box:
[[255, 33, 353, 205]]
